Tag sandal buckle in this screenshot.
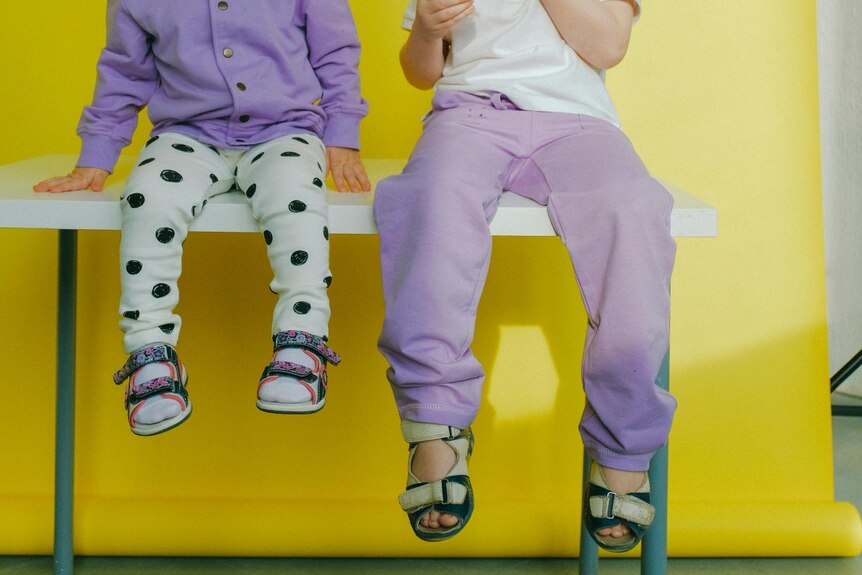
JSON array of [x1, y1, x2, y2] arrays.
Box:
[[604, 492, 617, 519], [440, 478, 450, 504]]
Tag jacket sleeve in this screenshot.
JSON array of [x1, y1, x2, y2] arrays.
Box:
[[76, 0, 158, 172], [303, 0, 369, 150]]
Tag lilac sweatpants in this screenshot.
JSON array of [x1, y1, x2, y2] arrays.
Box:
[[373, 92, 677, 471]]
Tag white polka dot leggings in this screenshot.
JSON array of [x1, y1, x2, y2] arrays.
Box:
[[119, 132, 332, 353]]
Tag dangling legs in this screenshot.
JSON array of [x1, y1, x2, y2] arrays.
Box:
[[521, 113, 676, 548], [375, 93, 527, 538], [235, 134, 340, 413], [114, 133, 234, 434]]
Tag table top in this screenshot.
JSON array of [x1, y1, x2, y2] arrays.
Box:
[[0, 155, 716, 237]]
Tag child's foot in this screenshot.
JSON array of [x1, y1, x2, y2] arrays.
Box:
[[398, 422, 475, 541], [595, 466, 648, 540], [256, 331, 340, 414], [113, 344, 192, 436], [410, 439, 459, 529], [130, 362, 183, 424], [257, 346, 322, 406]]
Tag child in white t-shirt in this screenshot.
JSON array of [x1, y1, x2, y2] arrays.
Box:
[[374, 0, 675, 550]]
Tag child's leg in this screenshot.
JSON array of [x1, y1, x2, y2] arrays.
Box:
[[233, 134, 335, 410], [522, 114, 677, 473], [374, 99, 524, 429], [118, 133, 234, 430], [120, 133, 235, 350], [375, 95, 526, 540]]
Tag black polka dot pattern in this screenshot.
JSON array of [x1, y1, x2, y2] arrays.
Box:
[[123, 135, 334, 337], [156, 227, 176, 243], [145, 136, 159, 147], [127, 193, 146, 208], [152, 283, 171, 298], [160, 170, 183, 183]]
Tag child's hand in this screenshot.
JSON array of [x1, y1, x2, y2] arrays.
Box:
[[326, 147, 371, 193], [415, 0, 475, 40], [33, 167, 110, 193]]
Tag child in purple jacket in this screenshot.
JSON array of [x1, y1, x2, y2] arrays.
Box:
[[35, 1, 369, 436]]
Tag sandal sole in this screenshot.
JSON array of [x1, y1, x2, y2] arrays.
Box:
[[255, 398, 325, 414], [130, 402, 193, 436]]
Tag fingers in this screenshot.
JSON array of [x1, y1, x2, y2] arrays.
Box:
[[33, 173, 89, 193], [330, 161, 371, 193], [438, 0, 474, 24], [326, 148, 372, 193], [417, 0, 474, 38], [33, 167, 110, 193]]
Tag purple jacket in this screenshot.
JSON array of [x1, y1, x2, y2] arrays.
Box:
[[77, 0, 369, 172]]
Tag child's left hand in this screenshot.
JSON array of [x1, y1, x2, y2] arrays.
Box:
[[327, 147, 371, 193]]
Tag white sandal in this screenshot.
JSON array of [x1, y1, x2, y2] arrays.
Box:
[[398, 420, 475, 542]]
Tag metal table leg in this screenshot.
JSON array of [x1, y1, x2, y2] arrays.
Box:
[[641, 351, 670, 575], [579, 350, 669, 575], [579, 451, 600, 575], [54, 229, 77, 575]]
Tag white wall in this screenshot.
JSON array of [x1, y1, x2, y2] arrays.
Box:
[[817, 0, 862, 397]]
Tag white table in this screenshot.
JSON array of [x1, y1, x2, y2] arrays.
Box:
[[0, 155, 716, 575]]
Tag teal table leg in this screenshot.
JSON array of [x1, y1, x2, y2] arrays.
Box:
[[580, 350, 670, 575], [54, 229, 77, 575], [641, 351, 670, 575], [579, 451, 599, 575]]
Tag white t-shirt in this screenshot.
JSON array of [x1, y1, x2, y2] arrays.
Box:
[[402, 0, 641, 127]]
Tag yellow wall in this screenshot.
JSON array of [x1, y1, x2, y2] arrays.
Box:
[[2, 0, 860, 557]]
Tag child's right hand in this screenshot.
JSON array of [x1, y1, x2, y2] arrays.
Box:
[[33, 167, 110, 193], [414, 0, 475, 40]]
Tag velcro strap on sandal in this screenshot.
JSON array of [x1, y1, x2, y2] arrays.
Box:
[[589, 492, 655, 528], [113, 345, 178, 385], [261, 361, 315, 381], [398, 478, 469, 512], [126, 376, 187, 408], [401, 420, 461, 444], [272, 330, 341, 365]]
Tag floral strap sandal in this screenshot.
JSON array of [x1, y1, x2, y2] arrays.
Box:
[[398, 420, 475, 542], [256, 330, 341, 414], [583, 462, 655, 552], [112, 344, 191, 437]]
